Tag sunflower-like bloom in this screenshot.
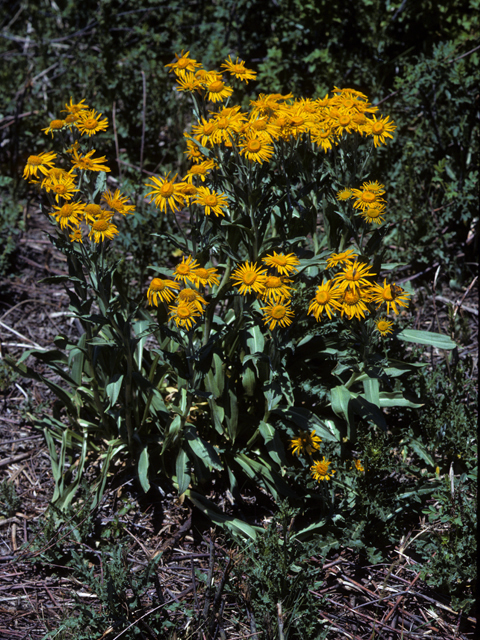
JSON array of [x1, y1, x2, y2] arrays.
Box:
[[211, 108, 246, 145], [193, 186, 228, 217], [50, 201, 86, 229], [262, 251, 300, 275], [102, 189, 135, 215], [165, 50, 202, 74], [69, 227, 83, 243], [310, 457, 336, 482], [351, 181, 386, 211], [249, 92, 293, 118], [42, 119, 65, 137], [178, 182, 198, 203], [62, 98, 89, 116], [147, 277, 181, 306], [76, 109, 109, 137], [169, 301, 202, 330], [71, 149, 111, 173], [336, 188, 353, 201], [88, 214, 119, 242], [191, 266, 220, 288], [43, 173, 79, 203], [23, 151, 57, 180], [231, 261, 267, 296], [177, 287, 208, 312], [184, 160, 216, 183], [326, 249, 358, 269], [184, 137, 206, 164], [242, 115, 281, 140], [334, 260, 376, 293], [221, 56, 257, 83], [311, 126, 335, 153], [175, 70, 203, 93], [308, 280, 343, 321], [340, 285, 371, 320], [370, 279, 410, 315], [205, 76, 233, 103], [357, 203, 386, 225], [191, 117, 217, 147], [239, 133, 274, 164], [261, 299, 295, 330], [375, 317, 394, 336], [145, 173, 185, 214], [173, 255, 200, 285], [84, 203, 113, 221], [260, 275, 294, 302], [290, 430, 322, 456], [366, 115, 396, 147]]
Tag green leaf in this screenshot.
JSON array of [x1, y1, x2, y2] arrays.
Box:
[[106, 374, 124, 407], [246, 323, 265, 354], [378, 392, 423, 408], [397, 329, 457, 350], [330, 385, 352, 424], [185, 427, 223, 470], [363, 377, 380, 407], [408, 439, 435, 468], [138, 447, 150, 492], [175, 448, 190, 495]]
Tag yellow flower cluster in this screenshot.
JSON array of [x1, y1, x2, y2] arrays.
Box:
[[308, 250, 410, 325], [23, 99, 134, 243], [146, 255, 220, 330], [289, 429, 336, 482], [336, 180, 387, 225], [230, 252, 300, 330]]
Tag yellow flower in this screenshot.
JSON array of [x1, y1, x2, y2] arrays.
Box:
[[221, 56, 257, 83], [88, 214, 119, 242], [177, 287, 208, 312], [191, 117, 217, 147], [50, 201, 86, 229], [370, 279, 410, 315], [326, 249, 358, 269], [193, 186, 228, 217], [308, 280, 343, 321], [351, 182, 386, 211], [260, 275, 294, 302], [312, 126, 335, 153], [23, 151, 57, 180], [102, 189, 135, 215], [169, 301, 202, 330], [184, 137, 206, 163], [173, 255, 200, 285], [261, 299, 295, 330], [71, 149, 111, 173], [205, 76, 233, 103], [290, 430, 322, 456], [175, 70, 203, 93], [165, 50, 202, 74], [76, 109, 109, 136], [333, 260, 376, 293], [61, 98, 89, 116], [178, 182, 198, 202], [340, 286, 371, 320], [366, 115, 396, 147], [357, 203, 386, 225], [262, 251, 300, 275], [145, 173, 185, 214], [43, 174, 79, 203], [191, 266, 220, 288], [239, 133, 274, 164], [242, 115, 281, 140], [310, 457, 336, 482], [69, 227, 83, 243], [352, 459, 365, 473], [375, 317, 394, 336], [84, 203, 111, 221], [42, 119, 65, 137], [147, 278, 181, 306], [250, 92, 293, 118], [336, 188, 353, 201], [184, 160, 215, 183], [231, 261, 268, 296]]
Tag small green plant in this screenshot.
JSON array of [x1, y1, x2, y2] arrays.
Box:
[[231, 501, 328, 639], [0, 479, 21, 518]]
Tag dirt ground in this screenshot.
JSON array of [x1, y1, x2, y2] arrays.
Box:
[[0, 209, 477, 639]]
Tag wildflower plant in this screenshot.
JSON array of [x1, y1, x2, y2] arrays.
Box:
[[13, 54, 457, 537]]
